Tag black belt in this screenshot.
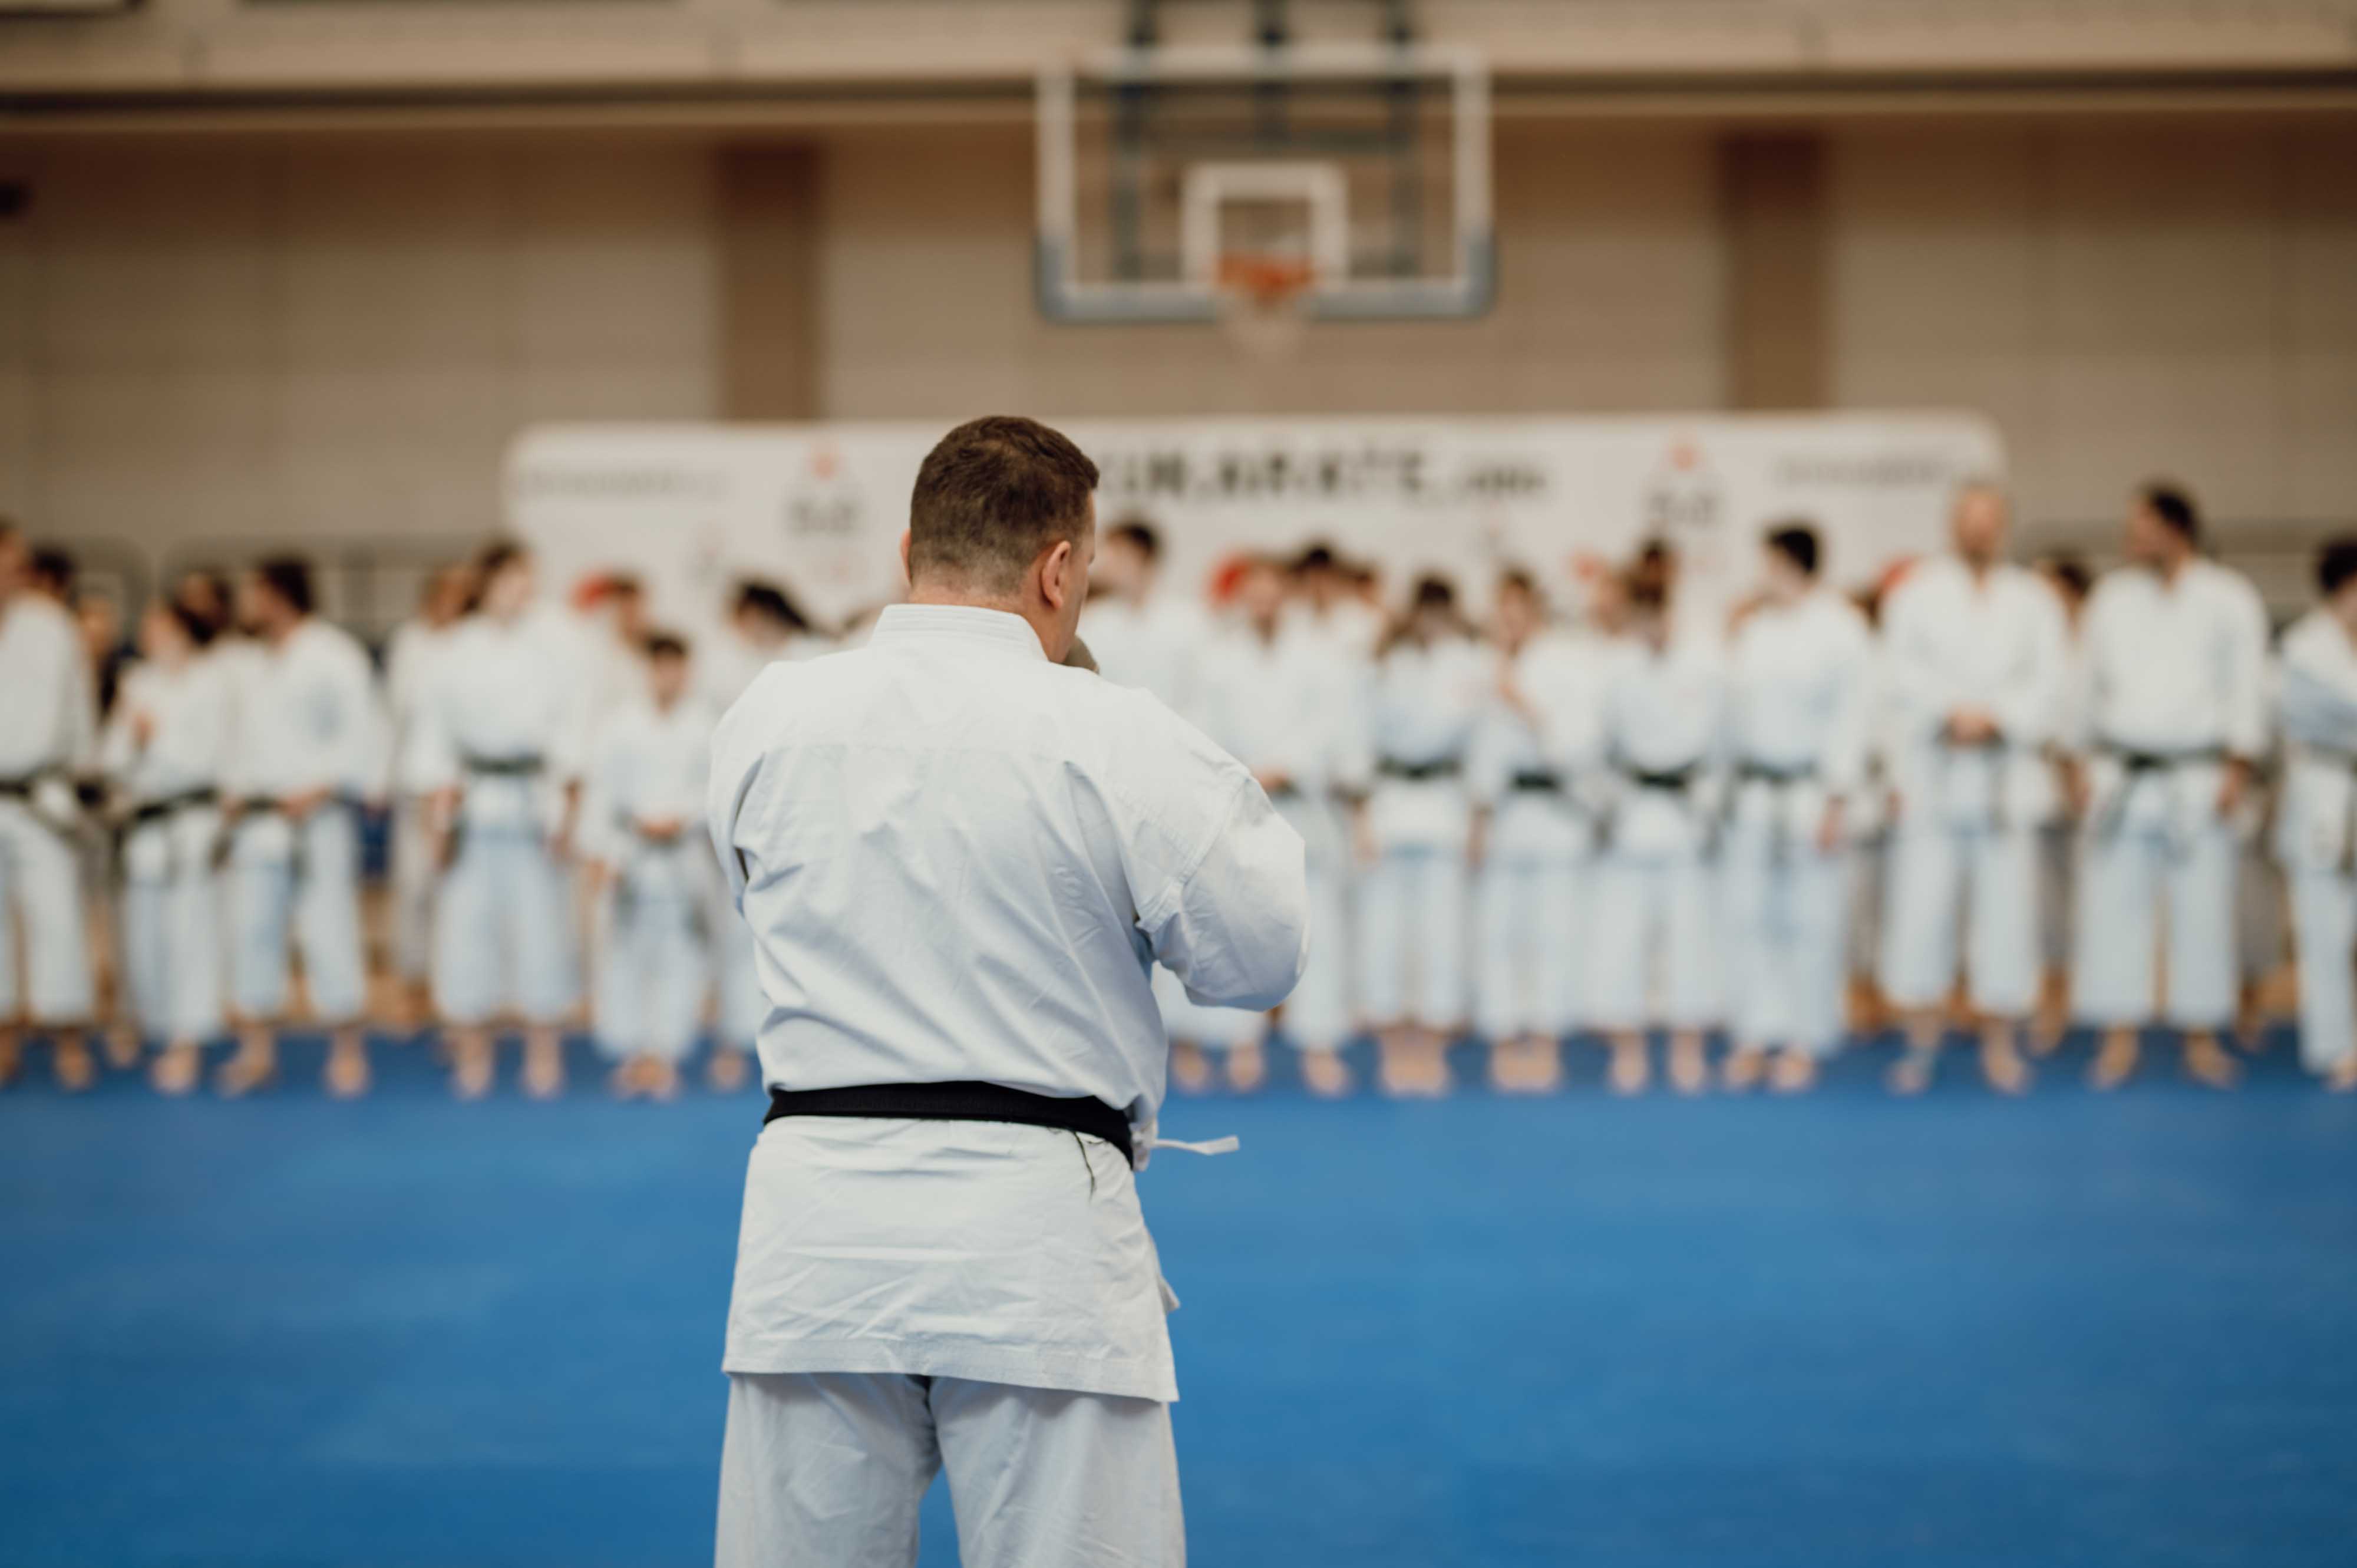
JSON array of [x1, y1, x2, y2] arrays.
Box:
[[1378, 757, 1461, 783], [465, 754, 545, 778], [1625, 765, 1698, 792], [1738, 760, 1815, 786], [2111, 744, 2226, 774], [764, 1080, 1133, 1163], [129, 787, 219, 827], [1508, 769, 1564, 794], [0, 773, 42, 800]]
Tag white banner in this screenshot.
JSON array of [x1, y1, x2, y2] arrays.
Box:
[[507, 413, 2003, 641]]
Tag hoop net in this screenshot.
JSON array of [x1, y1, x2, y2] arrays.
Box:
[[1215, 253, 1315, 362]]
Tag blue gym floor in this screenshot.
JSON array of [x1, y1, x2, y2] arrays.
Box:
[[5, 1028, 2355, 1567]]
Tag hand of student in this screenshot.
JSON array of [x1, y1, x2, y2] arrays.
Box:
[[1467, 814, 1489, 870], [1815, 797, 1847, 854], [1253, 768, 1293, 798], [1945, 708, 1998, 746], [2216, 759, 2251, 818], [280, 785, 331, 821], [1352, 811, 1379, 869], [638, 814, 684, 843], [130, 709, 157, 748], [2059, 757, 2090, 818]]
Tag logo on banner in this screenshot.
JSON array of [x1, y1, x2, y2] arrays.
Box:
[[781, 443, 867, 590], [1642, 438, 1724, 547]]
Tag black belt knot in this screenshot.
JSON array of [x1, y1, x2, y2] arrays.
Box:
[[1378, 757, 1462, 783], [466, 753, 546, 778], [764, 1080, 1133, 1163], [1508, 769, 1563, 794]]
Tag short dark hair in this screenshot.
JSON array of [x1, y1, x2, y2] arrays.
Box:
[[2318, 537, 2357, 598], [167, 600, 217, 648], [1497, 566, 1540, 601], [1108, 519, 1161, 560], [2042, 553, 2092, 600], [1765, 523, 1821, 578], [1625, 573, 1669, 615], [253, 555, 315, 616], [1293, 542, 1339, 575], [1411, 574, 1457, 612], [2141, 482, 2200, 544], [475, 537, 530, 580], [908, 416, 1099, 593], [734, 579, 812, 635], [644, 630, 689, 661], [30, 547, 74, 593]]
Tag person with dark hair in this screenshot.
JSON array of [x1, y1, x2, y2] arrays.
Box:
[[1586, 568, 1725, 1094], [171, 567, 235, 642], [585, 632, 715, 1101], [1877, 484, 2072, 1096], [383, 560, 478, 1027], [1355, 572, 1486, 1097], [101, 600, 233, 1095], [405, 539, 587, 1100], [29, 546, 74, 603], [2269, 536, 2357, 1091], [1182, 554, 1365, 1096], [1719, 523, 1874, 1094], [1286, 540, 1382, 659], [2071, 481, 2267, 1089], [0, 520, 100, 1091], [216, 557, 377, 1098], [1078, 513, 1207, 711], [1468, 568, 1603, 1094], [707, 415, 1306, 1566]]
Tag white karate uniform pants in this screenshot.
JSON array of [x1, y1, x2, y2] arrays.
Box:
[[2288, 866, 2357, 1073], [1584, 853, 1716, 1032], [1355, 845, 1468, 1028], [118, 812, 224, 1044], [593, 884, 707, 1063], [433, 826, 577, 1025], [227, 808, 367, 1024], [0, 798, 93, 1024], [1880, 823, 2040, 1018], [387, 796, 438, 985], [1722, 833, 1848, 1056], [2072, 822, 2237, 1030], [715, 1371, 1183, 1568], [1474, 855, 1581, 1040]]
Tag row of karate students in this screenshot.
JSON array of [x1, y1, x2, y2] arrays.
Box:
[[1078, 486, 2357, 1100], [0, 527, 828, 1099]]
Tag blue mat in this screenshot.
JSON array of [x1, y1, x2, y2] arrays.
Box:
[[4, 1028, 2354, 1567]]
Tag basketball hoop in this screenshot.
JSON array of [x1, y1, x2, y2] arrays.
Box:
[[1215, 252, 1314, 362]]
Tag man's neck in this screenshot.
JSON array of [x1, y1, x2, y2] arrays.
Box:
[[265, 615, 303, 649], [1250, 615, 1280, 646], [1960, 552, 1997, 582], [2157, 549, 2193, 584], [905, 580, 1052, 655]]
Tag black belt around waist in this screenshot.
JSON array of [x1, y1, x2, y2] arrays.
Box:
[[2110, 744, 2226, 774], [465, 754, 546, 778], [763, 1080, 1133, 1163], [0, 773, 42, 800], [1508, 769, 1564, 794], [1625, 765, 1698, 793], [129, 787, 219, 827], [1378, 757, 1462, 783], [1738, 760, 1815, 785]]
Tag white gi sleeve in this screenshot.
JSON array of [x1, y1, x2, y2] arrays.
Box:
[[1877, 575, 1951, 748], [1994, 583, 2070, 749], [321, 635, 382, 798], [1818, 605, 1875, 798], [401, 659, 461, 799]]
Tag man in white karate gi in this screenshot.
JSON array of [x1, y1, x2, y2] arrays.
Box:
[[707, 415, 1310, 1567], [2270, 537, 2357, 1091], [1878, 484, 2071, 1095], [217, 556, 379, 1098], [2070, 483, 2269, 1090], [0, 520, 99, 1091]]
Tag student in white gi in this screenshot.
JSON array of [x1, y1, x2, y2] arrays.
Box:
[[409, 540, 587, 1101], [1356, 575, 1487, 1098], [216, 557, 376, 1098], [1878, 486, 2071, 1095], [382, 561, 474, 1029], [1468, 568, 1602, 1095], [707, 416, 1308, 1568], [0, 520, 98, 1092], [2269, 537, 2357, 1091], [698, 580, 834, 1094], [2070, 484, 2268, 1090], [2031, 554, 2095, 1050], [1719, 526, 1872, 1094], [1079, 517, 1205, 713], [1186, 553, 1365, 1096], [1588, 572, 1724, 1095], [585, 633, 714, 1101], [101, 602, 233, 1095], [1285, 542, 1384, 663]]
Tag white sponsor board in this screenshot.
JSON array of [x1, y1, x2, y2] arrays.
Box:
[[507, 414, 2002, 641]]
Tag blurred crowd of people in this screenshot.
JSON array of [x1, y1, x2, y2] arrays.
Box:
[[5, 473, 2357, 1101]]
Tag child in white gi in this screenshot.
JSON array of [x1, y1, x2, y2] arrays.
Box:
[[2271, 537, 2357, 1091]]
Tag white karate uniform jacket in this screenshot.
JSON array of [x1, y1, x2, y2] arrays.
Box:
[[708, 604, 1309, 1401]]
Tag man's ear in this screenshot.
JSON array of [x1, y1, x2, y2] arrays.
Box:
[[897, 529, 915, 587], [1040, 539, 1077, 612]]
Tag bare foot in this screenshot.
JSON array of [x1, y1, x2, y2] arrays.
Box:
[[0, 1034, 18, 1090], [644, 1057, 681, 1102], [1980, 1029, 2031, 1095], [2089, 1028, 2138, 1091], [705, 1048, 751, 1094], [1169, 1040, 1214, 1095], [324, 1036, 371, 1100], [1608, 1039, 1650, 1096], [1226, 1040, 1268, 1094], [1518, 1037, 1564, 1095], [451, 1035, 495, 1101], [103, 1026, 144, 1071], [1379, 1031, 1451, 1098], [53, 1036, 98, 1093], [2325, 1056, 2357, 1093], [1721, 1045, 1767, 1093], [1299, 1048, 1353, 1098], [1768, 1048, 1817, 1094], [1886, 1050, 1935, 1096], [150, 1041, 202, 1097], [1668, 1034, 1708, 1095], [523, 1034, 566, 1100], [2182, 1032, 2239, 1090], [214, 1042, 277, 1098]]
